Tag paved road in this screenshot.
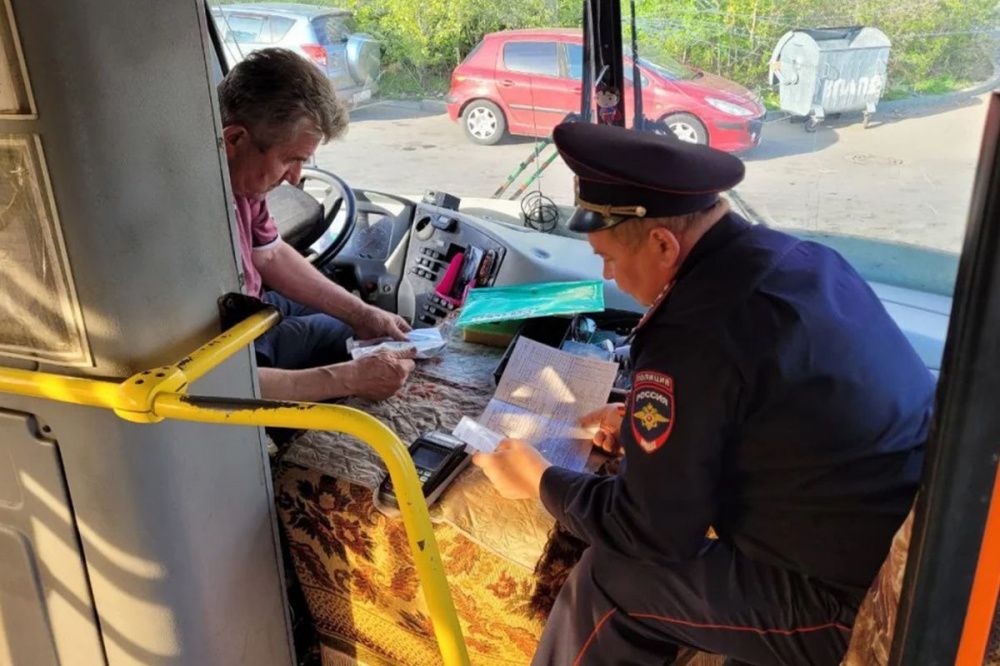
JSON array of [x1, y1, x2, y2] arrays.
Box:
[[317, 92, 991, 254]]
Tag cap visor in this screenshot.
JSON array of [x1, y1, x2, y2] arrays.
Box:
[[568, 208, 615, 233]]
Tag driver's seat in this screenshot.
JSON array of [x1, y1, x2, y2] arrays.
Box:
[[266, 183, 325, 254]]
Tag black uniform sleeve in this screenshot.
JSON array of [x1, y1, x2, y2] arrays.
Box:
[[539, 333, 741, 561]]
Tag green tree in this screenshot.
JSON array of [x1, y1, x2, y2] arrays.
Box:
[[630, 0, 997, 100], [216, 0, 998, 99]]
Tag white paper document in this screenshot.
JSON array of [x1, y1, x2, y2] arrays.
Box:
[[347, 327, 447, 360], [452, 416, 504, 453], [454, 337, 619, 471]]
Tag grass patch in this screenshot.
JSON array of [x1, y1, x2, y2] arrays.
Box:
[[912, 75, 973, 96], [882, 83, 914, 102], [881, 75, 975, 102], [376, 66, 451, 100]]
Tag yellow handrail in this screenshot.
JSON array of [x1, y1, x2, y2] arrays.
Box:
[[176, 308, 283, 383], [0, 308, 470, 666]]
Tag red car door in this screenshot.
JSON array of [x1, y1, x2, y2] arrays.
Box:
[[495, 40, 567, 137]]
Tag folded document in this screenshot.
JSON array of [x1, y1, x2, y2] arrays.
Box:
[[452, 337, 619, 471]]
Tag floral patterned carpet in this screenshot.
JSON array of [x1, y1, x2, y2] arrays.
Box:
[[276, 463, 546, 665]]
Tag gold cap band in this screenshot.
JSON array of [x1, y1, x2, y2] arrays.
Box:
[[576, 198, 647, 222], [574, 177, 647, 223]]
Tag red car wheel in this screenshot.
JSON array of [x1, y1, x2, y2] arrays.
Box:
[[463, 100, 507, 146], [659, 112, 708, 145]]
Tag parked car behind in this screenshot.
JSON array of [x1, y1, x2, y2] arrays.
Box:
[[211, 3, 380, 108], [447, 29, 765, 151]]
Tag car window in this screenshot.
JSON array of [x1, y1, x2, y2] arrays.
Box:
[[565, 43, 583, 80], [622, 63, 649, 87], [503, 41, 559, 77], [313, 16, 356, 44], [221, 14, 267, 44], [566, 44, 648, 86], [269, 16, 295, 43]]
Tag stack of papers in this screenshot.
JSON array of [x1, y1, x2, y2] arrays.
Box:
[[452, 337, 619, 471]]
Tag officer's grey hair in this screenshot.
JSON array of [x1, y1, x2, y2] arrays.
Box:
[[218, 48, 348, 150], [611, 198, 731, 248]]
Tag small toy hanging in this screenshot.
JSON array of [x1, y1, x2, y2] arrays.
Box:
[[595, 84, 622, 125]]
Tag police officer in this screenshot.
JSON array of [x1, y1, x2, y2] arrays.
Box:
[[472, 122, 933, 665]]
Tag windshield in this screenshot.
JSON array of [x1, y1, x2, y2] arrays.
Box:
[[209, 0, 995, 298], [638, 55, 700, 81]]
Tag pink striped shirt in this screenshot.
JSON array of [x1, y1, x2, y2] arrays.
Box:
[[233, 195, 280, 297]]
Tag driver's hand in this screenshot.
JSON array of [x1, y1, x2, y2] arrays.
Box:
[[353, 304, 411, 341], [343, 348, 416, 401], [579, 403, 626, 456]]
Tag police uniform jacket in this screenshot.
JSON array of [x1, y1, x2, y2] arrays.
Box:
[[539, 213, 934, 591]]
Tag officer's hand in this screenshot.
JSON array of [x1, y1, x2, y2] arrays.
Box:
[[580, 403, 626, 456], [343, 348, 416, 401], [353, 304, 412, 342], [472, 439, 552, 500]]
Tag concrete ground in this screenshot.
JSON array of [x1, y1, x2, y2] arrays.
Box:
[[317, 91, 993, 254]]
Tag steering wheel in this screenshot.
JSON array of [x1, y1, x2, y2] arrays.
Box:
[[287, 165, 358, 264]]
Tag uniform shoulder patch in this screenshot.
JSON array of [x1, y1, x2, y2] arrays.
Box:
[[630, 370, 674, 453]]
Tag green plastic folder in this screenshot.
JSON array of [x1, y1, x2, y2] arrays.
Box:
[[456, 280, 605, 327]]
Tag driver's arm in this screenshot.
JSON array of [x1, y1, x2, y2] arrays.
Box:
[[255, 240, 409, 340], [255, 239, 364, 324]]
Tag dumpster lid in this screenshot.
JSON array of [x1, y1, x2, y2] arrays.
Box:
[[781, 26, 891, 50], [793, 26, 864, 42]]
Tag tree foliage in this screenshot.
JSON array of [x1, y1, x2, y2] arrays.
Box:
[[343, 0, 563, 86], [631, 0, 997, 97], [219, 0, 998, 96]]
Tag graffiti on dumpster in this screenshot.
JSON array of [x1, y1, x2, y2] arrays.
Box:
[[820, 74, 885, 110]]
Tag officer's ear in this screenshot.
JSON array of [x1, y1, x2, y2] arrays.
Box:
[[648, 226, 682, 268]]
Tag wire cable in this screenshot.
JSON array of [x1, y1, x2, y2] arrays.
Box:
[[521, 190, 560, 233]]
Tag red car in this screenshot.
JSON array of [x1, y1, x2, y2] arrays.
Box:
[[446, 29, 765, 152]]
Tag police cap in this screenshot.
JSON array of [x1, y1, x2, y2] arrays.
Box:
[[552, 121, 746, 233]]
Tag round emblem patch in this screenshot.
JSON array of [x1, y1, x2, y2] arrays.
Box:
[[630, 371, 674, 453]]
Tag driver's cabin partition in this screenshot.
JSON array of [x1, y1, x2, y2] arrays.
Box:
[[0, 1, 293, 663]]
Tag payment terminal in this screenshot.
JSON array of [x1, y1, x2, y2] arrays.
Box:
[[377, 431, 471, 508]]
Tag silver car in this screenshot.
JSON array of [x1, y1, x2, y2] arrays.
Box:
[[211, 3, 380, 108]]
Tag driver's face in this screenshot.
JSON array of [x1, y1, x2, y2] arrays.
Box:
[[224, 122, 321, 199]]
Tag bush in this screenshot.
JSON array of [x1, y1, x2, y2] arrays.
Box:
[[632, 0, 997, 99], [215, 0, 998, 99], [343, 0, 568, 90]]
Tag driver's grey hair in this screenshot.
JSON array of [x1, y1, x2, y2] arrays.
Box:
[[218, 48, 348, 149]]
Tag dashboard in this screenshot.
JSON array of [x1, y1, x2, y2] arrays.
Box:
[[316, 189, 951, 376], [322, 190, 632, 329], [397, 203, 508, 327]]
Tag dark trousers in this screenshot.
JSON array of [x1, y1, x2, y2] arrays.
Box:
[[254, 291, 354, 369], [533, 541, 861, 666]]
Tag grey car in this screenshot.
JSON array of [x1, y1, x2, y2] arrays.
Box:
[[211, 3, 380, 108]]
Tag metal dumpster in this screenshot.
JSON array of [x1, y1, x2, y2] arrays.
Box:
[[769, 26, 891, 131]]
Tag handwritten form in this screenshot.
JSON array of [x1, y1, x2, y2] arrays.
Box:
[[454, 337, 619, 471]]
